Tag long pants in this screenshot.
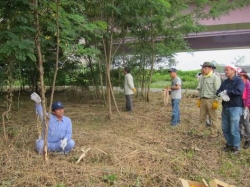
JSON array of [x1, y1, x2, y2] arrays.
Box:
[[125, 95, 133, 111], [171, 99, 180, 125], [240, 108, 250, 141], [199, 98, 219, 135], [222, 107, 242, 149], [36, 139, 75, 154]]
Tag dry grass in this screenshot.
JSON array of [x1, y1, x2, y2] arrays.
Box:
[[0, 91, 250, 187]]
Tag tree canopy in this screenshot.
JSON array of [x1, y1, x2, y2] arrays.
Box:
[[0, 0, 249, 105]]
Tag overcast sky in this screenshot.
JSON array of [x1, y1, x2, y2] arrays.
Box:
[[174, 48, 250, 71]]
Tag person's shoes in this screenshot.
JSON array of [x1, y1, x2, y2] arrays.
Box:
[[54, 151, 70, 155], [243, 141, 250, 149], [171, 123, 178, 127], [222, 143, 232, 152], [206, 119, 211, 127], [209, 134, 219, 139], [231, 147, 240, 155]]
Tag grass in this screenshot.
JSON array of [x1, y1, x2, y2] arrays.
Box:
[[150, 69, 200, 89], [0, 91, 250, 186], [150, 80, 199, 89]]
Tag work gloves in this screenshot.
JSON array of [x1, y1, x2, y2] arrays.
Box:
[[60, 138, 68, 151], [243, 108, 249, 120], [218, 90, 230, 102], [212, 100, 219, 110], [197, 99, 219, 109], [132, 88, 137, 93], [31, 92, 41, 103], [197, 99, 201, 108]]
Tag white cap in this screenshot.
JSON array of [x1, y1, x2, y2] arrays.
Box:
[[225, 63, 242, 73]]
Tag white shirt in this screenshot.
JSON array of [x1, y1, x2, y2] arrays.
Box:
[[124, 73, 134, 95]]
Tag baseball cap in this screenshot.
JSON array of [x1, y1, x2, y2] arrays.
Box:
[[201, 62, 214, 68], [52, 101, 64, 111], [168, 68, 177, 72]]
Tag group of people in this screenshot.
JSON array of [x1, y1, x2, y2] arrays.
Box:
[[165, 62, 250, 154], [31, 64, 250, 155]]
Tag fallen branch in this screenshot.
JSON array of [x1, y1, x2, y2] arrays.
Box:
[[94, 147, 108, 155], [76, 148, 91, 164]]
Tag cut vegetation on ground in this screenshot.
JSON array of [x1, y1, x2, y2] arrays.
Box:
[[0, 91, 250, 187]]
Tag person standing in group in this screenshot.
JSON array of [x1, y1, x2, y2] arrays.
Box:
[[217, 64, 244, 154], [31, 92, 75, 154], [196, 62, 221, 138], [165, 68, 182, 126], [124, 67, 136, 112], [238, 69, 250, 149]]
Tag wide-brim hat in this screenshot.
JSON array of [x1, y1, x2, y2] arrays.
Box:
[[201, 62, 213, 68], [238, 69, 249, 79]]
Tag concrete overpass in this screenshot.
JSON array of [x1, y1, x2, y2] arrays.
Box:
[[115, 6, 250, 51], [186, 5, 250, 50]]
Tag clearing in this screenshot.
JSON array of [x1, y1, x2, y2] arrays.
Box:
[[0, 91, 249, 187]]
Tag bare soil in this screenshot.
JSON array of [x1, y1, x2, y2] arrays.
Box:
[[0, 91, 250, 187]]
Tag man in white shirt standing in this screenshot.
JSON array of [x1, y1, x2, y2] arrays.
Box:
[[124, 67, 136, 112]]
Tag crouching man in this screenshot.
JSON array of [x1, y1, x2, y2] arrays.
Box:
[[31, 92, 75, 154]]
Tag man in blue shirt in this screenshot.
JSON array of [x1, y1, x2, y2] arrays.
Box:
[[216, 64, 244, 154], [31, 93, 75, 154]]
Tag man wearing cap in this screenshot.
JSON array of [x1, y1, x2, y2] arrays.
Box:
[[238, 69, 250, 149], [196, 62, 221, 138], [31, 92, 75, 154], [216, 64, 244, 153], [165, 68, 182, 126]]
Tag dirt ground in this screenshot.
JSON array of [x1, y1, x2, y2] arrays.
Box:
[[0, 91, 250, 187]]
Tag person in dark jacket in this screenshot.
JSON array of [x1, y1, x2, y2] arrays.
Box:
[[216, 64, 244, 154]]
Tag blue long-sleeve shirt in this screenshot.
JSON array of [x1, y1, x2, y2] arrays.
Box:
[[35, 104, 73, 143], [216, 75, 244, 108]]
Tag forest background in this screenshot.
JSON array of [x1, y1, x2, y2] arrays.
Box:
[[1, 1, 250, 186]]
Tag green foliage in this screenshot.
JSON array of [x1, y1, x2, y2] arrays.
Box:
[[0, 0, 248, 92], [150, 69, 200, 89], [0, 180, 12, 187], [219, 160, 241, 178], [103, 174, 118, 185], [135, 177, 141, 187], [52, 183, 66, 187]]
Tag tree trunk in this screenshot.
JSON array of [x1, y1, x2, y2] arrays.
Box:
[[88, 56, 98, 99], [146, 10, 155, 102], [2, 60, 13, 140], [34, 0, 48, 161], [141, 55, 146, 98], [98, 58, 106, 105], [102, 37, 112, 119], [48, 0, 60, 114]]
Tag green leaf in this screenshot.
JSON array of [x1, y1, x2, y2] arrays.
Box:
[[27, 53, 37, 62]]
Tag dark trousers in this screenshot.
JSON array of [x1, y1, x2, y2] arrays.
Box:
[[125, 95, 133, 111]]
